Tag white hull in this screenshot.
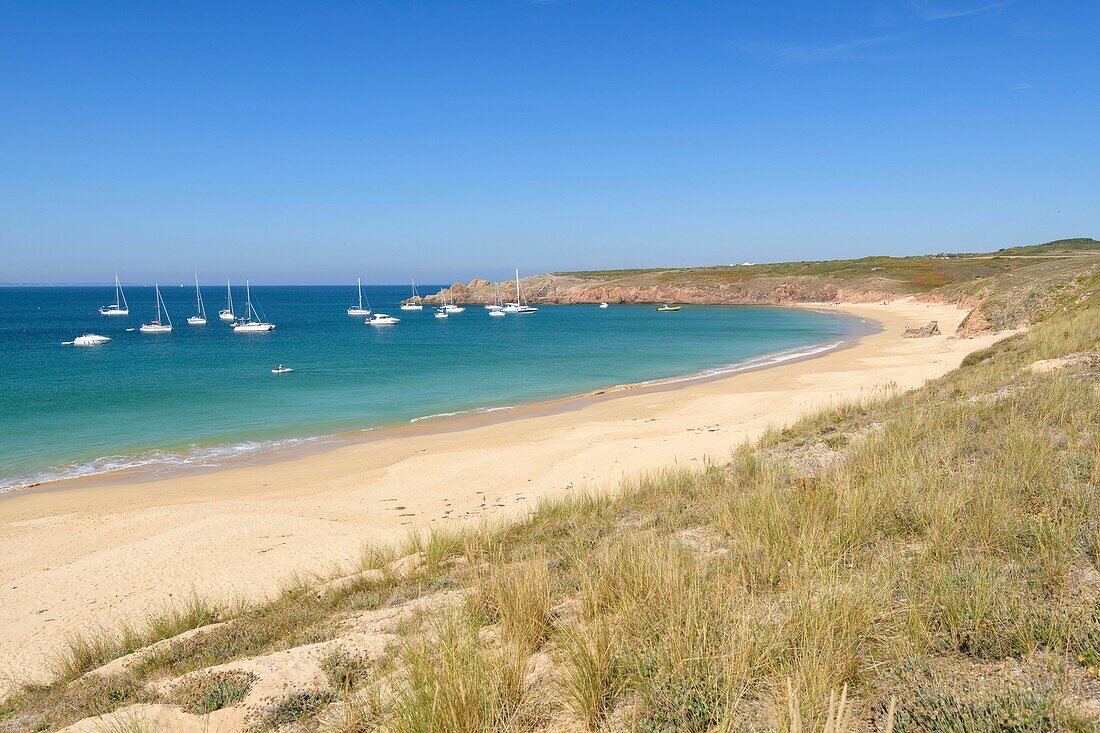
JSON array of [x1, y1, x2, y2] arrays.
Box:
[[399, 304, 424, 311], [443, 306, 465, 313], [140, 323, 172, 333], [485, 304, 502, 311], [187, 316, 207, 325], [218, 310, 235, 321], [234, 322, 275, 332], [272, 366, 293, 374], [71, 334, 111, 346], [347, 308, 371, 316], [434, 310, 449, 319], [367, 314, 400, 325], [599, 303, 609, 308], [99, 307, 129, 316], [488, 309, 505, 317]]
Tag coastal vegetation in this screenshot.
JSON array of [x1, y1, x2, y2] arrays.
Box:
[[433, 239, 1100, 332], [3, 245, 1100, 732]]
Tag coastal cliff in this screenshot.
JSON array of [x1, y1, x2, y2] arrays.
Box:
[[422, 238, 1100, 337]]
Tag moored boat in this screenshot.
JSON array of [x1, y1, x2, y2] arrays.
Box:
[[140, 283, 173, 333], [99, 275, 130, 316], [187, 274, 207, 325], [367, 313, 400, 325], [347, 277, 371, 316], [233, 281, 276, 332]]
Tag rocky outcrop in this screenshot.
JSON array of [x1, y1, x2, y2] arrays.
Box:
[[421, 274, 904, 308], [903, 321, 942, 338]]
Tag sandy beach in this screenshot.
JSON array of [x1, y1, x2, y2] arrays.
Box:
[[0, 299, 1012, 687]]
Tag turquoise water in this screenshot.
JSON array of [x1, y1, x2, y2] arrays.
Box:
[[0, 285, 867, 491]]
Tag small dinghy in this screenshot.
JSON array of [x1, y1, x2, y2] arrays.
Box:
[[656, 304, 681, 312], [271, 364, 293, 374]]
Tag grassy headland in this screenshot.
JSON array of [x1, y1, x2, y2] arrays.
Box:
[[3, 241, 1100, 732], [433, 238, 1100, 335]]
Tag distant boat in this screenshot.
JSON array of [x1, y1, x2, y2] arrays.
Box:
[[271, 364, 293, 374], [218, 279, 235, 321], [99, 275, 129, 316], [187, 274, 207, 325], [367, 313, 400, 326], [657, 304, 682, 312], [501, 269, 537, 314], [140, 284, 173, 333], [233, 281, 276, 332], [347, 277, 371, 316], [434, 307, 449, 319], [400, 280, 424, 311], [485, 282, 504, 311], [440, 290, 465, 314], [599, 302, 609, 309], [65, 333, 111, 346]]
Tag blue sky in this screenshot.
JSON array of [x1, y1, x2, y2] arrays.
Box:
[[1, 1, 1096, 284]]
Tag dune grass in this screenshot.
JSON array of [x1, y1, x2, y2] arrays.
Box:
[[3, 301, 1100, 732]]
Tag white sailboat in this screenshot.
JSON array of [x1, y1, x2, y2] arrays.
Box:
[[501, 269, 538, 314], [488, 282, 506, 316], [347, 277, 371, 316], [485, 282, 504, 311], [218, 279, 235, 321], [400, 280, 424, 311], [441, 289, 465, 314], [233, 281, 276, 332], [140, 284, 173, 333], [99, 275, 130, 315], [187, 274, 207, 325]]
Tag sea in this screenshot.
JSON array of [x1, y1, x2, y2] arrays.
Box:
[[0, 284, 870, 492]]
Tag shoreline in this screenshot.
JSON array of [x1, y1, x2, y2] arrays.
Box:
[[0, 299, 1009, 686], [1, 309, 876, 499]]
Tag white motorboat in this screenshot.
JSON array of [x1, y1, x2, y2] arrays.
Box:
[[140, 283, 173, 333], [66, 333, 111, 346], [218, 279, 235, 321], [434, 308, 449, 319], [599, 302, 609, 309], [366, 313, 400, 325], [347, 277, 371, 316], [488, 308, 505, 317], [187, 274, 207, 325], [271, 364, 294, 374], [99, 275, 130, 316], [400, 280, 425, 310], [233, 281, 276, 332], [501, 269, 538, 313]]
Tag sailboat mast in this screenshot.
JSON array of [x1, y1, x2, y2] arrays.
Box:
[[358, 277, 363, 310], [515, 269, 521, 303]]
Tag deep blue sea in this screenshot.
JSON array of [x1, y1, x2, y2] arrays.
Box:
[[0, 284, 866, 491]]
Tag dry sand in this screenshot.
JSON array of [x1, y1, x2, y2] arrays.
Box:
[[0, 299, 1013, 687]]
